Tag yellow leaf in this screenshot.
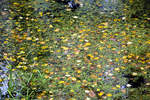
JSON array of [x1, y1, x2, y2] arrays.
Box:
[[84, 42, 91, 47], [146, 40, 150, 44], [104, 26, 108, 28], [72, 77, 77, 81], [62, 67, 66, 71], [122, 56, 127, 59], [106, 93, 112, 97], [114, 19, 118, 21], [146, 53, 150, 57], [61, 46, 69, 50], [97, 89, 100, 91], [94, 57, 99, 60], [9, 57, 16, 62], [90, 74, 98, 79], [114, 68, 120, 71], [87, 54, 94, 58], [112, 48, 116, 50], [59, 81, 65, 84], [37, 29, 41, 32], [0, 78, 3, 82], [98, 26, 103, 29], [112, 87, 117, 90], [115, 58, 119, 62], [102, 22, 108, 26], [33, 57, 38, 60], [77, 70, 81, 73], [121, 66, 125, 69], [22, 66, 28, 70], [66, 8, 71, 11], [49, 24, 53, 28], [41, 63, 48, 66], [121, 31, 126, 36], [132, 72, 137, 76], [44, 75, 49, 79], [99, 47, 104, 50], [54, 28, 60, 32], [16, 65, 22, 68], [39, 41, 45, 44], [21, 98, 26, 100], [39, 12, 43, 16], [70, 89, 74, 92], [56, 49, 61, 52], [26, 37, 32, 40], [98, 92, 104, 96], [33, 69, 38, 73], [13, 2, 19, 6], [116, 85, 120, 88], [41, 46, 48, 49], [129, 0, 133, 3]]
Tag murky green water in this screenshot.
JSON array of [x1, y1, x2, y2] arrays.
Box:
[[0, 0, 129, 99]]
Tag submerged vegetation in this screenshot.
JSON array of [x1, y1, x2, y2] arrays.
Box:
[[0, 0, 150, 99]]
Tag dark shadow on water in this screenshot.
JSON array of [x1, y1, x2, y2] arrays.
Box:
[[123, 74, 145, 88]]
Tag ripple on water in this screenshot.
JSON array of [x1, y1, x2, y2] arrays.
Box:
[[0, 62, 8, 99]]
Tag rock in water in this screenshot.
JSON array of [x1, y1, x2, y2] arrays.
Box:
[[55, 0, 80, 10], [68, 0, 80, 9]]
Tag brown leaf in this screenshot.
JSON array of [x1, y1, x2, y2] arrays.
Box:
[[121, 89, 126, 93], [98, 73, 103, 76], [89, 90, 96, 97], [90, 74, 98, 79]]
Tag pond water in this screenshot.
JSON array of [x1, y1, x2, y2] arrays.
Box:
[[0, 62, 8, 99], [0, 0, 129, 99], [0, 0, 10, 99]]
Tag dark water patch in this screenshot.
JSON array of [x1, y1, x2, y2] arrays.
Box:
[[123, 74, 145, 88]]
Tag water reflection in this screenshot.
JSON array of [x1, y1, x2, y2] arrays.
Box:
[[81, 0, 121, 13], [0, 62, 8, 99]]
